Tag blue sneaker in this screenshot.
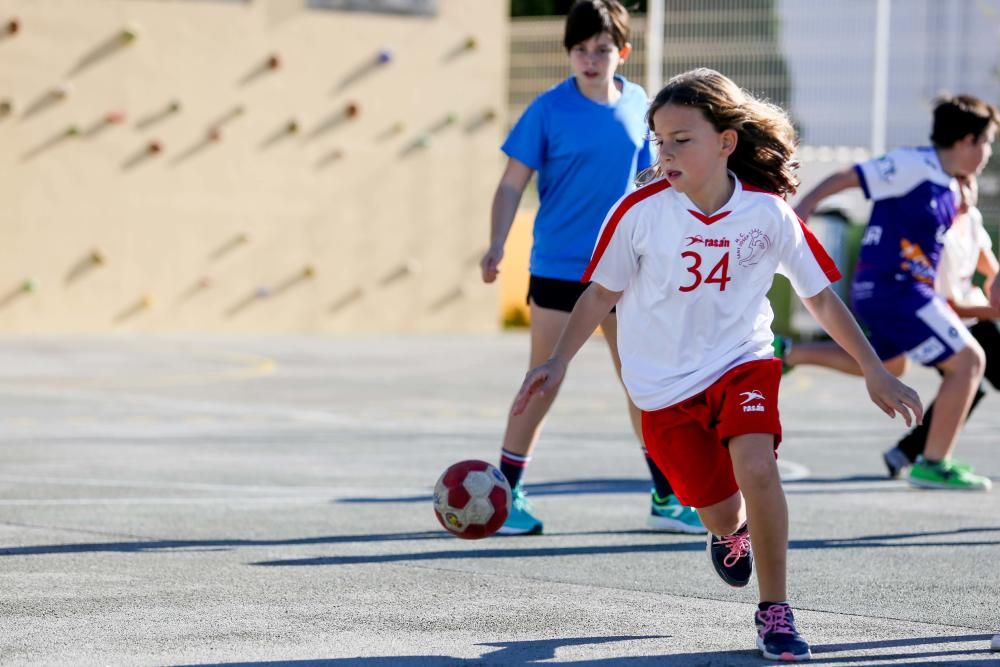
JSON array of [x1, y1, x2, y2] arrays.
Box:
[[755, 603, 812, 661], [647, 492, 707, 534], [497, 485, 543, 535], [882, 446, 912, 479]]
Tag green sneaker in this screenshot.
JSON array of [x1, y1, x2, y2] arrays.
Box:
[[647, 492, 707, 534], [949, 458, 974, 473], [908, 457, 992, 491], [772, 336, 794, 375], [497, 485, 543, 535]]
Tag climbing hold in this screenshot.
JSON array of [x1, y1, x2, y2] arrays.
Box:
[[52, 83, 72, 100], [119, 25, 138, 44], [105, 111, 126, 125], [255, 286, 271, 299], [302, 265, 317, 279], [267, 53, 282, 70], [464, 36, 477, 50], [21, 279, 34, 293], [6, 18, 20, 35], [147, 139, 163, 154], [64, 124, 80, 137], [286, 119, 300, 134], [90, 250, 105, 265], [345, 102, 360, 119], [208, 127, 223, 142], [377, 48, 393, 65]]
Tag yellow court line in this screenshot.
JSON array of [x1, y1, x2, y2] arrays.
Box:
[[0, 349, 278, 392]]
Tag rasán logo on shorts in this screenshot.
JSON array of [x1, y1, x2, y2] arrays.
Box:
[[740, 390, 766, 412]]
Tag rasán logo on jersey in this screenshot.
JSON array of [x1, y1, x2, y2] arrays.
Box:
[[735, 229, 771, 267], [740, 390, 766, 412], [686, 235, 730, 247]]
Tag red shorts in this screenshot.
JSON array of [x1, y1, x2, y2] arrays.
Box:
[[640, 359, 783, 509]]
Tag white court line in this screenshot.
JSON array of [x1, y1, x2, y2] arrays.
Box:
[[778, 459, 810, 482], [0, 496, 335, 506], [0, 349, 277, 391], [0, 384, 359, 426], [0, 474, 338, 494], [0, 383, 513, 435]]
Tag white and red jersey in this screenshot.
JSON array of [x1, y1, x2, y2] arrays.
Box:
[[582, 175, 841, 411], [936, 205, 991, 325]]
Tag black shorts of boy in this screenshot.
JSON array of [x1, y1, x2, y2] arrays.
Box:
[[527, 275, 616, 314]]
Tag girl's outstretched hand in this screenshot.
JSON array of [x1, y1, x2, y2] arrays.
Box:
[[865, 367, 924, 427], [511, 358, 567, 416]]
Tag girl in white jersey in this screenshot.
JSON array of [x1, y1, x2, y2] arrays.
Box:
[[511, 69, 923, 662]]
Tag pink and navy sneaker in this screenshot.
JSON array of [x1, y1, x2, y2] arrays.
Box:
[[755, 602, 812, 661], [707, 522, 753, 587]]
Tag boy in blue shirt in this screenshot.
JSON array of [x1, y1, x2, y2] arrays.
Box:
[[479, 0, 704, 534], [793, 94, 998, 491]]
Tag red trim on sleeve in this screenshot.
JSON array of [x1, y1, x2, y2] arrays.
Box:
[[797, 218, 843, 283], [581, 179, 671, 283]]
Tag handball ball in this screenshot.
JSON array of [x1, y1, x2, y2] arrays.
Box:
[[433, 460, 511, 539]]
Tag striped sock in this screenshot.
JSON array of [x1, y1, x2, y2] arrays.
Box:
[[643, 447, 674, 502], [499, 448, 530, 490]]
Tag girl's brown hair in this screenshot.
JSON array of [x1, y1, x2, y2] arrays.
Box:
[[645, 68, 799, 197]]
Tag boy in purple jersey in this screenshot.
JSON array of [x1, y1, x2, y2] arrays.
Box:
[[794, 95, 998, 491]]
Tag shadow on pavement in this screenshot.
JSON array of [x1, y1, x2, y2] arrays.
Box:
[[173, 632, 995, 666], [338, 473, 977, 504], [338, 478, 651, 504], [3, 526, 999, 560], [0, 531, 449, 556]]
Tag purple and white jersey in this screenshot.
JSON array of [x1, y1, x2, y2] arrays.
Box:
[[851, 146, 958, 303]]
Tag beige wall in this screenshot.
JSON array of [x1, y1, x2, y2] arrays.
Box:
[[0, 0, 506, 333]]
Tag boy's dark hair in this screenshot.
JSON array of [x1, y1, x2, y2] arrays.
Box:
[[563, 0, 629, 51], [930, 94, 999, 147]]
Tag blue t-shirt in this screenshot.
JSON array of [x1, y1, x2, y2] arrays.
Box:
[[851, 146, 958, 303], [502, 75, 652, 281]]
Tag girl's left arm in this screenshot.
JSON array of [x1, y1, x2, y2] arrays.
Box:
[[800, 287, 924, 426]]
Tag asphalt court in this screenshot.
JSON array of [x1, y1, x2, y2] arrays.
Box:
[[0, 335, 997, 665]]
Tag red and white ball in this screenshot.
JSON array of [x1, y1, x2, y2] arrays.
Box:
[[433, 460, 511, 539]]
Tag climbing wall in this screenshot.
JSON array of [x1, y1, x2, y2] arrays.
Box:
[[0, 0, 505, 333]]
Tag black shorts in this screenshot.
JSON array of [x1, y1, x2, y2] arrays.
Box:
[[526, 275, 615, 314]]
